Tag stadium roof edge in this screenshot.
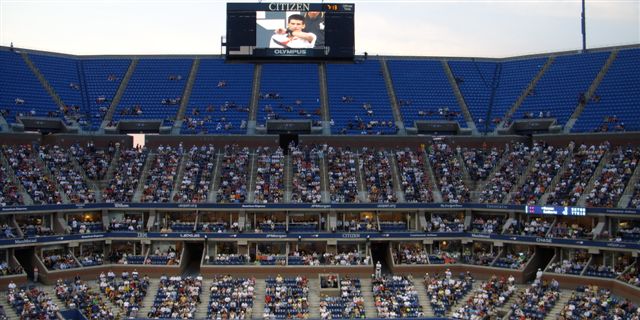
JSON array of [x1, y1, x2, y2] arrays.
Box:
[[2, 43, 639, 62]]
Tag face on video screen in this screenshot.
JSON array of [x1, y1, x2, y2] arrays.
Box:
[[256, 11, 325, 49]]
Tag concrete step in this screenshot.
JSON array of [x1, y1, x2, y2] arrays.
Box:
[[139, 278, 161, 317], [252, 279, 267, 319]]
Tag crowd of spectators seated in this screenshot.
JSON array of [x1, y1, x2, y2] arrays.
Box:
[[109, 216, 144, 232], [103, 147, 148, 203], [256, 254, 286, 266], [55, 278, 114, 319], [255, 216, 286, 233], [493, 251, 531, 269], [3, 145, 63, 205], [174, 145, 215, 203], [254, 147, 285, 203], [141, 145, 182, 203], [462, 248, 497, 266], [290, 145, 323, 203], [429, 144, 471, 203], [586, 145, 640, 207], [43, 251, 79, 270], [70, 142, 114, 181], [395, 149, 432, 203], [360, 148, 397, 203], [426, 215, 464, 232], [451, 275, 516, 319], [323, 251, 370, 266], [8, 286, 59, 319], [99, 270, 149, 318], [480, 142, 535, 204], [583, 263, 623, 279], [461, 146, 502, 181], [19, 217, 54, 237], [470, 216, 504, 234], [145, 247, 180, 265], [147, 275, 202, 319], [206, 254, 248, 265], [208, 275, 255, 320], [41, 145, 96, 203], [548, 254, 590, 275], [509, 279, 560, 320], [327, 147, 359, 203], [69, 218, 103, 234], [513, 143, 567, 205], [505, 217, 552, 237], [78, 250, 104, 267], [558, 285, 640, 319], [620, 267, 640, 287], [336, 218, 376, 232], [0, 262, 23, 276], [320, 277, 365, 319], [200, 220, 239, 233], [372, 275, 423, 318], [288, 250, 322, 266], [394, 245, 429, 264], [424, 271, 474, 316], [263, 275, 309, 319], [0, 166, 23, 207], [547, 143, 608, 206], [428, 250, 459, 264], [217, 145, 249, 203], [108, 248, 145, 265], [548, 221, 593, 239]]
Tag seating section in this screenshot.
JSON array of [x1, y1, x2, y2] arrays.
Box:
[[513, 143, 566, 205], [99, 271, 149, 317], [429, 143, 471, 203], [141, 145, 183, 203], [2, 145, 62, 205], [103, 147, 148, 203], [509, 280, 560, 320], [461, 146, 503, 182], [208, 276, 255, 320], [558, 285, 640, 319], [182, 58, 253, 134], [254, 147, 285, 203], [480, 142, 535, 204], [327, 147, 359, 203], [55, 279, 112, 318], [387, 60, 464, 129], [257, 64, 321, 127], [319, 277, 365, 319], [0, 165, 24, 207], [174, 145, 215, 203], [70, 143, 115, 181], [148, 275, 202, 318], [8, 286, 59, 319], [425, 272, 474, 316], [360, 148, 396, 203], [513, 51, 610, 127], [585, 146, 640, 207], [547, 143, 608, 206], [372, 275, 423, 318], [395, 149, 433, 203], [264, 276, 309, 319], [290, 145, 323, 203], [573, 48, 640, 132], [450, 58, 547, 132], [451, 276, 515, 319], [82, 58, 131, 130], [29, 54, 86, 126], [326, 61, 396, 134], [114, 58, 192, 123], [217, 145, 250, 203], [41, 145, 96, 203], [0, 50, 58, 124]]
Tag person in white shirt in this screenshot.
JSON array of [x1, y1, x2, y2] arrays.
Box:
[[270, 14, 316, 49]]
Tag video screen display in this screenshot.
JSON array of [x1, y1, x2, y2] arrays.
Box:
[[226, 3, 354, 60]]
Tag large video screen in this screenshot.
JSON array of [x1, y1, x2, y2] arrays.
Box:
[[226, 3, 354, 60]]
